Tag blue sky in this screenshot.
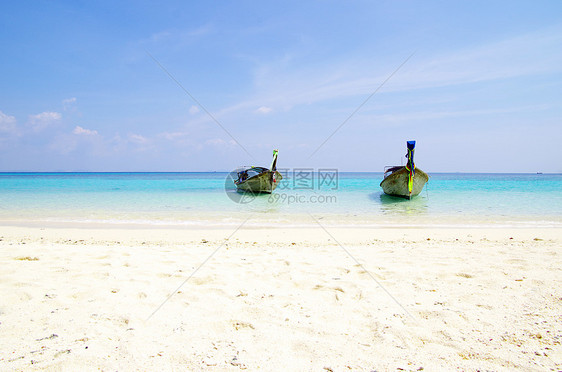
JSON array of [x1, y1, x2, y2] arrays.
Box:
[[1, 0, 561, 172]]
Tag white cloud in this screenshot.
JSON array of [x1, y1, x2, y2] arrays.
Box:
[[159, 131, 189, 141], [256, 106, 272, 114], [73, 125, 98, 136], [189, 105, 200, 115], [357, 104, 552, 128], [28, 111, 62, 132], [62, 97, 77, 110], [389, 29, 562, 92], [128, 133, 149, 144], [33, 112, 62, 120], [139, 25, 214, 47], [241, 26, 562, 114], [64, 97, 76, 103], [204, 138, 236, 146], [50, 126, 100, 155], [0, 111, 17, 133], [148, 30, 172, 43], [62, 97, 76, 104], [186, 24, 214, 37]]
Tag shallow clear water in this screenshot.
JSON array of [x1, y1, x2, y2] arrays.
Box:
[[0, 172, 561, 227]]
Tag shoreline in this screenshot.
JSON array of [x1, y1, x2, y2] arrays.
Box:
[[2, 223, 562, 237], [1, 212, 561, 231]]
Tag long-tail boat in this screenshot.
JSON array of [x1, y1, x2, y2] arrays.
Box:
[[380, 141, 428, 199], [234, 150, 282, 193]]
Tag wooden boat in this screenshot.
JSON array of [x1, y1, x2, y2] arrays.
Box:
[[380, 141, 428, 199], [234, 150, 282, 194]]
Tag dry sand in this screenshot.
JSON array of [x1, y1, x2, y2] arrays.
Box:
[[0, 225, 561, 371]]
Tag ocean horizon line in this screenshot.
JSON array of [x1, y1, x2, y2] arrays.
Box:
[[1, 171, 560, 175]]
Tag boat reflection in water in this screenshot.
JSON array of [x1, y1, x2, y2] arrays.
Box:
[[370, 191, 429, 216]]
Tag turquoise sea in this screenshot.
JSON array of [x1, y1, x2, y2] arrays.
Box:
[[0, 172, 561, 228]]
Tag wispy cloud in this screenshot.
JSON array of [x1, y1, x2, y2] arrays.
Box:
[[50, 129, 156, 157], [73, 125, 98, 136], [128, 133, 149, 145], [139, 24, 214, 48], [158, 131, 189, 141], [240, 26, 562, 113], [50, 126, 101, 155], [392, 27, 562, 92], [146, 30, 172, 43], [357, 104, 553, 128], [62, 97, 77, 110], [27, 111, 62, 132], [256, 106, 272, 114], [189, 105, 200, 115], [204, 138, 236, 146], [0, 111, 18, 134]]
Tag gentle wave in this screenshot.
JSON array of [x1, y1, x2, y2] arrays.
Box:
[[2, 215, 561, 229]]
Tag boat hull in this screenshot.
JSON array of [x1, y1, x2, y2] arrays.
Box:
[[380, 167, 428, 199], [236, 171, 283, 194]]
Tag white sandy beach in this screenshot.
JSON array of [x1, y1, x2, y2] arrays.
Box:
[[0, 225, 561, 371]]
